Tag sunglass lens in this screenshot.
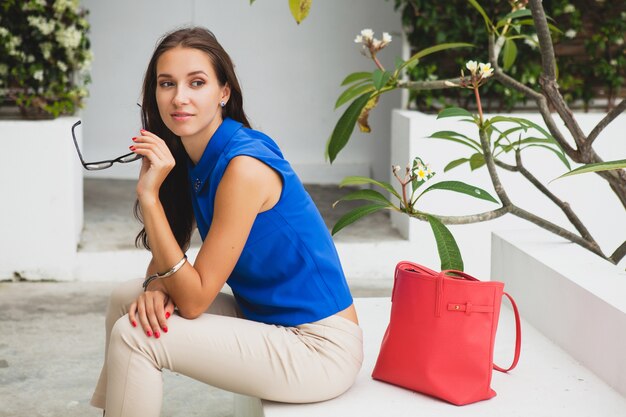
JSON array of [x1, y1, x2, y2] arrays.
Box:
[[119, 153, 142, 163], [85, 162, 114, 170]]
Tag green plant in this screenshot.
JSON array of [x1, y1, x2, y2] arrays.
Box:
[[0, 0, 91, 119], [327, 1, 626, 267], [393, 0, 625, 112]]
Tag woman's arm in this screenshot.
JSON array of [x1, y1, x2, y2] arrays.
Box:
[[143, 156, 281, 316], [131, 130, 281, 333]]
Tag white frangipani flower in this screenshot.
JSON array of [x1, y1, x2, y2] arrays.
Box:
[[415, 166, 427, 181], [479, 62, 494, 79], [360, 28, 374, 41], [382, 32, 392, 45], [466, 60, 478, 74], [565, 29, 577, 39]]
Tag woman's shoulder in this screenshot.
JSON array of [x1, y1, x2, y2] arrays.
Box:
[[226, 123, 284, 160]]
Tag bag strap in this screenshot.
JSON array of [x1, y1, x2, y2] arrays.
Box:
[[493, 292, 521, 373]]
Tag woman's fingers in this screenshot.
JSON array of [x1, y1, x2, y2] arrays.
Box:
[[135, 295, 154, 337], [128, 301, 138, 328], [135, 291, 173, 338]]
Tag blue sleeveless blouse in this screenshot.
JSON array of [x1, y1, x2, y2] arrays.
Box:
[[187, 118, 353, 326]]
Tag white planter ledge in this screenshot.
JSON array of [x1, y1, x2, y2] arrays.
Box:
[[492, 228, 626, 397], [0, 116, 83, 280]]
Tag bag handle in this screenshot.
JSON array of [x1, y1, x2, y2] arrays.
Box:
[[493, 292, 521, 373]]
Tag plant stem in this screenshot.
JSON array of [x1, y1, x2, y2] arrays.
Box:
[[372, 53, 385, 71], [474, 86, 484, 126]]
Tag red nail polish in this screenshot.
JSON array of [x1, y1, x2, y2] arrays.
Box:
[[165, 312, 171, 319], [132, 137, 137, 142], [154, 331, 160, 339], [140, 129, 147, 133], [129, 145, 136, 151], [131, 321, 137, 327], [162, 326, 168, 333], [146, 330, 152, 337]]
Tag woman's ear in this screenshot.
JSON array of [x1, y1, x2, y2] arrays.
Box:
[[221, 83, 231, 104]]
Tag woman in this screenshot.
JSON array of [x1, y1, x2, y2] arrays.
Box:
[[90, 27, 362, 417]]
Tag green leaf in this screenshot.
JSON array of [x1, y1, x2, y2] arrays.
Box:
[[427, 215, 464, 271], [437, 107, 475, 119], [418, 180, 499, 204], [467, 0, 494, 31], [556, 159, 626, 179], [250, 0, 255, 4], [400, 42, 474, 71], [427, 130, 482, 151], [332, 204, 388, 235], [340, 71, 372, 86], [288, 0, 311, 24], [523, 144, 571, 169], [502, 38, 518, 71], [514, 19, 562, 34], [496, 9, 532, 28], [469, 153, 485, 170], [487, 116, 551, 139], [335, 83, 374, 109], [328, 93, 372, 163], [339, 176, 403, 201], [333, 189, 394, 208], [372, 69, 392, 90], [444, 158, 470, 172]]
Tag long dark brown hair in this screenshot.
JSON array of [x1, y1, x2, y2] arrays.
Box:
[[135, 27, 251, 251]]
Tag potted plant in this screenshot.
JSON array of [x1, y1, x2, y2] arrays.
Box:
[[0, 0, 92, 280], [0, 0, 91, 119]]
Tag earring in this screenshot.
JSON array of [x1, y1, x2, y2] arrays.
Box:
[[220, 101, 226, 108]]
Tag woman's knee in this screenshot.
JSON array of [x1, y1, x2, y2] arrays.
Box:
[[107, 279, 143, 318]]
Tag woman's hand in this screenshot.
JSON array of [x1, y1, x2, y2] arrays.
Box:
[[128, 286, 175, 338], [130, 130, 175, 203]]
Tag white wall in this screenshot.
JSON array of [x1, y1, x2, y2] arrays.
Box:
[[80, 0, 402, 183]]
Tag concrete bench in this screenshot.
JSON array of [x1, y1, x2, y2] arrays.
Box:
[[234, 297, 626, 417]]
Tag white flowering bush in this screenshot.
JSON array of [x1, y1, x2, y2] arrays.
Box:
[[0, 0, 91, 119]]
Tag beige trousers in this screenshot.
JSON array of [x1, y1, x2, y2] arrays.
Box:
[[90, 279, 363, 417]]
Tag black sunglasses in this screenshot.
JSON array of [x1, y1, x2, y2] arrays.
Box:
[[71, 120, 142, 170]]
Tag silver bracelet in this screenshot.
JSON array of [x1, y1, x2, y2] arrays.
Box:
[[143, 254, 187, 291]]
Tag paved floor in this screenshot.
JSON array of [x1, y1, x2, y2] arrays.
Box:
[[0, 179, 397, 417]]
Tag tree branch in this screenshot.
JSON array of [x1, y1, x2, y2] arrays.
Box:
[[609, 240, 626, 264], [397, 78, 462, 90], [410, 207, 510, 224], [515, 150, 600, 248], [479, 129, 513, 206], [528, 0, 557, 80], [487, 33, 578, 159], [587, 98, 626, 147], [509, 206, 607, 260]]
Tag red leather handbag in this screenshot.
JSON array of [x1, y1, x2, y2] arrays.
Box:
[[372, 261, 521, 406]]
